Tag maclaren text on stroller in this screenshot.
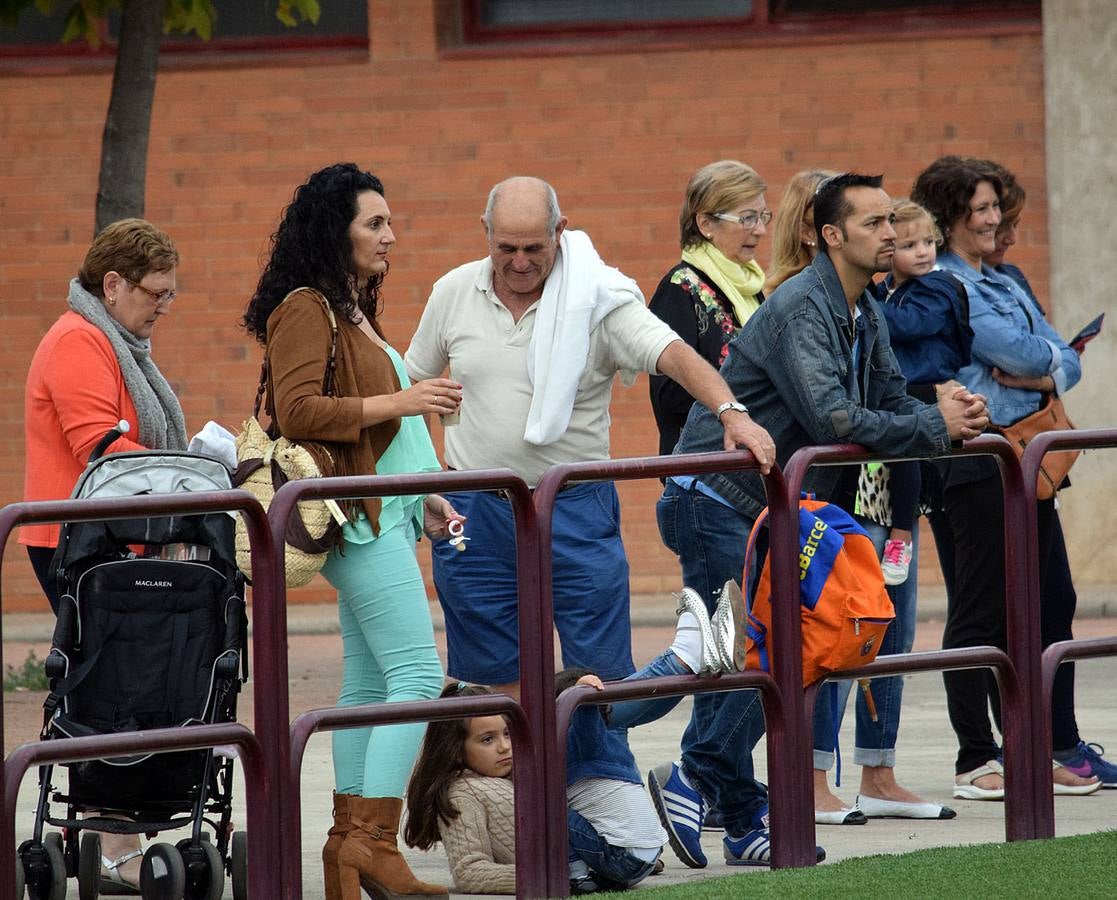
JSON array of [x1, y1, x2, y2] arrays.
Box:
[[20, 425, 249, 900]]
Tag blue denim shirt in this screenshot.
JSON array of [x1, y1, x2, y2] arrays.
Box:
[[937, 252, 1080, 427], [676, 252, 951, 520]]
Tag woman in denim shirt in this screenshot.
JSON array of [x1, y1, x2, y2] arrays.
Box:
[[913, 156, 1113, 799]]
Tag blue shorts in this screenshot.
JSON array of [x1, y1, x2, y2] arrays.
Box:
[[432, 481, 634, 684]]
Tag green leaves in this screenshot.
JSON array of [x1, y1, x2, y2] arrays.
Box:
[[276, 0, 321, 27], [163, 0, 215, 40]]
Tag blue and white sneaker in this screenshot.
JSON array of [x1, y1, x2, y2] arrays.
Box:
[[647, 762, 707, 868], [1056, 741, 1117, 788], [724, 823, 826, 867]]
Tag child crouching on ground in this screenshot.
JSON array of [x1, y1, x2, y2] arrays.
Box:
[[865, 198, 973, 584], [405, 602, 723, 893]]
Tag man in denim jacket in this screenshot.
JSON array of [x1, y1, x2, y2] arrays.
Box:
[[648, 174, 988, 869]]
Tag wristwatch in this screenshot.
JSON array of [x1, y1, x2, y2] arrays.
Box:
[[714, 400, 749, 423]]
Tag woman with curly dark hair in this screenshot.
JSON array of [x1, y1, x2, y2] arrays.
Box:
[[243, 163, 460, 900]]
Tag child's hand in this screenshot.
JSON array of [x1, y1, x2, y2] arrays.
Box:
[[576, 674, 605, 691]]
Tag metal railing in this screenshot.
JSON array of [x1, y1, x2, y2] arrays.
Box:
[[532, 448, 810, 892], [0, 490, 277, 900], [4, 429, 1111, 897], [266, 468, 539, 899], [1023, 428, 1117, 828], [783, 435, 1052, 841]]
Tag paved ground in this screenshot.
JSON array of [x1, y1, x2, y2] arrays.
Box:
[[4, 606, 1116, 898]]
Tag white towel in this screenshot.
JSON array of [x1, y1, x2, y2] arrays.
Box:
[[524, 229, 643, 446]]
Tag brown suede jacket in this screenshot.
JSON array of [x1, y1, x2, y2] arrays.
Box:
[[265, 288, 401, 530]]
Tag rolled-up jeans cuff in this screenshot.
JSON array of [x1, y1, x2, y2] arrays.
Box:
[[813, 750, 836, 771], [854, 747, 896, 768]]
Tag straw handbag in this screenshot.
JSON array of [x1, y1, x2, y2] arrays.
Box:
[[233, 290, 347, 586]]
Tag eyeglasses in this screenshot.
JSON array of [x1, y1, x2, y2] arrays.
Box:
[[712, 210, 773, 230], [126, 278, 177, 306]]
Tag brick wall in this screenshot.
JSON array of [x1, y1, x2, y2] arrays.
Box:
[[0, 4, 1046, 609]]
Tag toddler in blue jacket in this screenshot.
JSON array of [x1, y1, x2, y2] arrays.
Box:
[[868, 199, 973, 583]]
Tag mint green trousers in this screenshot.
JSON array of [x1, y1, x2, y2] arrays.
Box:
[[321, 519, 444, 797]]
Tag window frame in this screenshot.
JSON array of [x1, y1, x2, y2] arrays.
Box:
[[459, 0, 1040, 46]]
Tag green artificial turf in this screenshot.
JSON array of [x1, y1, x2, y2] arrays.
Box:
[[598, 831, 1117, 899]]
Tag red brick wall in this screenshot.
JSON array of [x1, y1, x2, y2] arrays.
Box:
[[0, 4, 1046, 609]]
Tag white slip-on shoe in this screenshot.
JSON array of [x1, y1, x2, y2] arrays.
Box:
[[814, 807, 868, 826], [854, 794, 956, 819]]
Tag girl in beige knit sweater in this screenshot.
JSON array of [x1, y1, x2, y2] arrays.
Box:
[[405, 605, 723, 894], [404, 684, 517, 894]]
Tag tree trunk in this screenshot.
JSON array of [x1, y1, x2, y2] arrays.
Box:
[[93, 0, 163, 234]]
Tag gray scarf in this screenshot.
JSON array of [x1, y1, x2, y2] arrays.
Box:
[[67, 277, 188, 451]]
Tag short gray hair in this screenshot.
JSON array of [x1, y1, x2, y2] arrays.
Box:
[[483, 177, 562, 235]]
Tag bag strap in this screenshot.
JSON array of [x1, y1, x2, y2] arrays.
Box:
[[255, 288, 340, 423]]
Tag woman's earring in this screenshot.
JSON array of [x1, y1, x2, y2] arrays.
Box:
[[703, 234, 711, 240], [108, 296, 117, 305]]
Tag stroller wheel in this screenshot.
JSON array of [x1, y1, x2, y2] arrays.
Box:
[[229, 832, 247, 900], [139, 845, 184, 900], [16, 846, 26, 899], [175, 840, 222, 900], [77, 833, 101, 900], [21, 833, 66, 900]]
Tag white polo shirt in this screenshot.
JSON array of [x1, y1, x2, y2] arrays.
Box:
[[405, 257, 679, 487]]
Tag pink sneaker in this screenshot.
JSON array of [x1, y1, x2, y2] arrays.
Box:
[[881, 539, 912, 586]]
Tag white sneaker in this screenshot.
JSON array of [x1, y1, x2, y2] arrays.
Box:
[[881, 539, 912, 586], [673, 588, 722, 674]]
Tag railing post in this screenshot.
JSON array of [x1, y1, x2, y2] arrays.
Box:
[[769, 462, 820, 868], [0, 492, 275, 900], [998, 441, 1048, 840], [528, 472, 566, 898]]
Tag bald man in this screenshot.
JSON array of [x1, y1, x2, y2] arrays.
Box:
[[406, 177, 773, 695]]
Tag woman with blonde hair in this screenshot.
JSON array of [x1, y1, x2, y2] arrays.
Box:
[[649, 159, 771, 455], [764, 168, 836, 293]]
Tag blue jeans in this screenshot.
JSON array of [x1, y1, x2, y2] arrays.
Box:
[[433, 483, 634, 683], [567, 809, 657, 889], [656, 481, 768, 835], [610, 649, 689, 728], [812, 518, 919, 770], [322, 519, 444, 797]]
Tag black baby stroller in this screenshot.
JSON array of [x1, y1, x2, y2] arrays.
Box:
[[19, 426, 249, 900]]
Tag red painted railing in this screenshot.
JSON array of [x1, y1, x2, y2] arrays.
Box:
[[4, 429, 1112, 898], [0, 490, 278, 900], [267, 468, 540, 899], [1022, 428, 1117, 825]]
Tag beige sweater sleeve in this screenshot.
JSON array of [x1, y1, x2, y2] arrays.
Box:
[[439, 779, 517, 895]]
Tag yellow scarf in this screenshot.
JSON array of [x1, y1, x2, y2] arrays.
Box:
[[682, 242, 765, 326]]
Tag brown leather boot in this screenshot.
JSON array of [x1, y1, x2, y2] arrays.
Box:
[[336, 796, 448, 899], [323, 792, 355, 900]]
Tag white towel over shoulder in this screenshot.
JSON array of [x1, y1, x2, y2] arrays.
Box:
[[524, 229, 643, 446]]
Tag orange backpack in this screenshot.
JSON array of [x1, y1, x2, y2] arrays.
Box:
[[743, 497, 894, 687]]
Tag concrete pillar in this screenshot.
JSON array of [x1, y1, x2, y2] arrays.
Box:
[[1043, 0, 1117, 581]]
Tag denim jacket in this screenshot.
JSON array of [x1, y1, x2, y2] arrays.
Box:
[[937, 253, 1080, 427], [676, 252, 951, 520], [872, 268, 973, 386], [565, 706, 641, 786]]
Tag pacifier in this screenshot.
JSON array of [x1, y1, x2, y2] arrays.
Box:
[[448, 518, 470, 552]]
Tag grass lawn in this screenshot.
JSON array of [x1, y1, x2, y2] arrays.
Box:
[[599, 831, 1117, 898]]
